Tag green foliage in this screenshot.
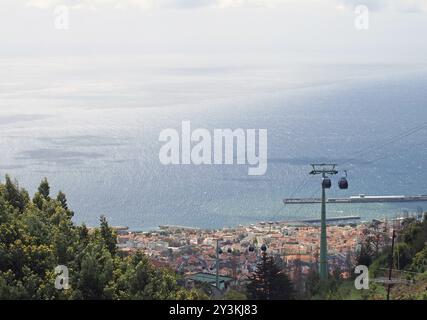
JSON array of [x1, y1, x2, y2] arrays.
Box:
[[0, 176, 197, 300], [56, 191, 68, 210], [222, 289, 247, 300], [4, 175, 28, 213], [38, 178, 50, 200], [411, 245, 427, 273], [99, 215, 117, 256], [246, 253, 294, 300], [329, 215, 427, 300], [304, 269, 320, 298], [399, 216, 427, 269], [304, 266, 352, 300], [394, 242, 412, 270], [356, 243, 374, 267]]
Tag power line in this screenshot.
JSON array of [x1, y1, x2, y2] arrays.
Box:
[[273, 175, 311, 216], [343, 121, 427, 166], [276, 121, 427, 229], [278, 181, 320, 222], [360, 139, 427, 166], [284, 122, 427, 203]]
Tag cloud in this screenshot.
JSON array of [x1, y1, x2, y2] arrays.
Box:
[[338, 0, 427, 12], [24, 0, 284, 10], [338, 0, 388, 11], [19, 0, 427, 12]]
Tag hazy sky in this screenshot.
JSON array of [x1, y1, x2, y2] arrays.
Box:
[[0, 0, 426, 63]]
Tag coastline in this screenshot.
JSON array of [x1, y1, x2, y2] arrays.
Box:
[[113, 214, 417, 281]]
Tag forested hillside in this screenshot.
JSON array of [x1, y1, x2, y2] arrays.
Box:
[[0, 175, 204, 300], [313, 214, 427, 300]]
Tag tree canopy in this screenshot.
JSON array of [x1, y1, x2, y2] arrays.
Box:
[[246, 253, 295, 300], [0, 175, 204, 300]]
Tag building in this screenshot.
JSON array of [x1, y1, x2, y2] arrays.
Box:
[[186, 272, 234, 293]]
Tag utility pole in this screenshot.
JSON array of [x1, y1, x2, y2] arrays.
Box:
[[309, 164, 339, 281], [387, 229, 396, 301], [216, 239, 220, 290]]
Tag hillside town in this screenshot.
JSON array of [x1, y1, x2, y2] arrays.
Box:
[[114, 218, 398, 289]]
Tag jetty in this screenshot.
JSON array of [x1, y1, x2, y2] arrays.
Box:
[[284, 194, 427, 204]]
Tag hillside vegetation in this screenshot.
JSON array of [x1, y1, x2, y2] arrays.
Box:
[[0, 175, 205, 299]]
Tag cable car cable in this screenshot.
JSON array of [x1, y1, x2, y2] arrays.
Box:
[[342, 121, 427, 166]]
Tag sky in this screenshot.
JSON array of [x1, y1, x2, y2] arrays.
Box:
[[0, 0, 426, 63]]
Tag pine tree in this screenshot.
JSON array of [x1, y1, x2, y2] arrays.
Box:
[[56, 191, 68, 210], [32, 192, 44, 210], [100, 215, 117, 256], [4, 175, 27, 212], [0, 176, 197, 300], [38, 178, 50, 200], [79, 223, 89, 242], [246, 253, 294, 300]]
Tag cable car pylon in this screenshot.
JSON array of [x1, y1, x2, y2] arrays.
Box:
[[309, 164, 348, 281]]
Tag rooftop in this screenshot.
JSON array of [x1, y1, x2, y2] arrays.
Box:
[[187, 272, 233, 284]]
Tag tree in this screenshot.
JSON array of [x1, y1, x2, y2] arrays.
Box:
[[4, 175, 27, 212], [411, 245, 427, 273], [304, 268, 320, 298], [79, 224, 89, 243], [73, 244, 114, 300], [356, 243, 374, 267], [32, 192, 44, 210], [246, 253, 294, 300], [291, 256, 304, 298], [0, 175, 197, 300], [38, 178, 50, 200], [56, 191, 68, 210], [394, 242, 412, 270], [99, 215, 117, 256]]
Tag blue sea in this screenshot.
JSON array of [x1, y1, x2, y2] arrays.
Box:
[[1, 57, 427, 230]]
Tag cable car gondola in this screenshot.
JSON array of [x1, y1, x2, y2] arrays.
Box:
[[338, 170, 349, 190], [322, 177, 332, 189]]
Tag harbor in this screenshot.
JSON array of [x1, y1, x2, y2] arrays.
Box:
[[283, 194, 427, 204], [292, 215, 361, 224]]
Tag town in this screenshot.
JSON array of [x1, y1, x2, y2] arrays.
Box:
[[114, 218, 398, 294]]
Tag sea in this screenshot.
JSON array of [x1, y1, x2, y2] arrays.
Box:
[[1, 56, 427, 230]]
